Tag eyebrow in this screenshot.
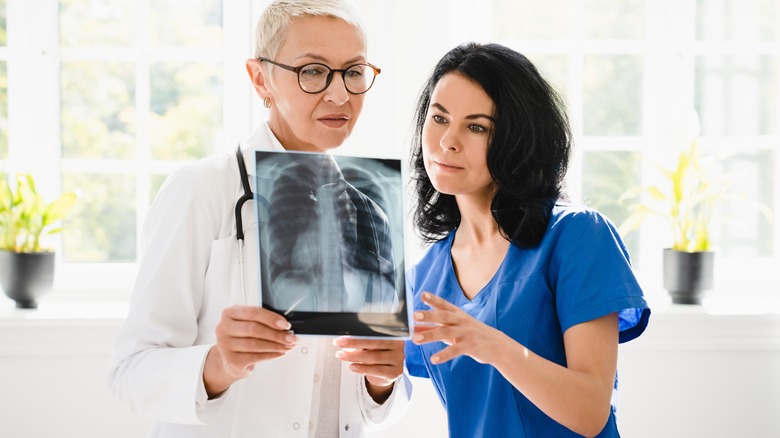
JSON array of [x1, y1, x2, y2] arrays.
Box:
[[292, 53, 366, 66], [431, 102, 495, 122]]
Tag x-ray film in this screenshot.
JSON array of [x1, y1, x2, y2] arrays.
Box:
[[252, 150, 411, 338]]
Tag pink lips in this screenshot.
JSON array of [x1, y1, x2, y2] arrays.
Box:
[[318, 114, 349, 128], [433, 160, 463, 172]]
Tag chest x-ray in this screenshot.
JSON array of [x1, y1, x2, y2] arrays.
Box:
[[252, 150, 410, 338]]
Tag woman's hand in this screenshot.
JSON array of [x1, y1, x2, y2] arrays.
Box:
[[334, 337, 404, 404], [411, 292, 509, 365], [204, 305, 297, 398]]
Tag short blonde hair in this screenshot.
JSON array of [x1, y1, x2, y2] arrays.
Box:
[[254, 0, 367, 59]]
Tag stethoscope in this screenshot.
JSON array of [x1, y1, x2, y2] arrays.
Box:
[[235, 145, 253, 305]]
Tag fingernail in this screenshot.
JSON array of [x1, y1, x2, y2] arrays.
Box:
[[431, 355, 440, 364], [412, 334, 423, 342], [414, 312, 423, 320], [335, 350, 345, 359], [421, 292, 429, 300], [276, 320, 291, 330], [285, 333, 296, 343]]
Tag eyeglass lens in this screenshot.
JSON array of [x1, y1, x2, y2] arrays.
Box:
[[298, 64, 377, 94]]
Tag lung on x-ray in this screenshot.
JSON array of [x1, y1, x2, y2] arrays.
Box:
[[252, 150, 410, 339]]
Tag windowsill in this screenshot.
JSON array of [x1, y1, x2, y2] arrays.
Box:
[[0, 292, 130, 325], [2, 287, 780, 323], [2, 288, 780, 355]]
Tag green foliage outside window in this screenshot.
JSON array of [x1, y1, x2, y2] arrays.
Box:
[[0, 0, 6, 46], [56, 0, 224, 262]]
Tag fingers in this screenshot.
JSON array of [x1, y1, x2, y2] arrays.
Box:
[[411, 324, 438, 334], [334, 337, 404, 382], [410, 293, 480, 364], [333, 337, 403, 351], [334, 343, 402, 365], [419, 292, 459, 311], [412, 324, 456, 346], [428, 346, 458, 364], [215, 305, 298, 374], [217, 316, 297, 349], [413, 292, 463, 326], [227, 335, 297, 354], [227, 305, 291, 330]]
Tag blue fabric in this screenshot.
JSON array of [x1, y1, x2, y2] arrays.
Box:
[[404, 204, 650, 437]]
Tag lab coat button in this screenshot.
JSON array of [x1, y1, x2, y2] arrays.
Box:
[[292, 422, 301, 430], [345, 424, 350, 431], [301, 346, 309, 354]]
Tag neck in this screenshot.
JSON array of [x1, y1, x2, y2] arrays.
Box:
[[455, 193, 503, 246], [268, 114, 316, 152]]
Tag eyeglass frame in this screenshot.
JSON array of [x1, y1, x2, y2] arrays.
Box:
[[257, 57, 381, 95]]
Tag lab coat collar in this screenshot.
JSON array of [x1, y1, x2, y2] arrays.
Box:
[[240, 121, 285, 177]]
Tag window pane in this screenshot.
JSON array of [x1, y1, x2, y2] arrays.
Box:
[[148, 0, 223, 48], [697, 0, 779, 41], [713, 150, 775, 257], [60, 0, 136, 47], [582, 150, 642, 263], [150, 62, 222, 160], [0, 0, 6, 46], [527, 54, 569, 105], [150, 174, 168, 204], [61, 61, 136, 159], [0, 62, 7, 159], [584, 0, 645, 40], [696, 55, 777, 136], [62, 173, 136, 262], [583, 55, 643, 135], [492, 0, 569, 40]]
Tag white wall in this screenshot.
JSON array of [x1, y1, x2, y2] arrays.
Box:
[[2, 301, 780, 438]]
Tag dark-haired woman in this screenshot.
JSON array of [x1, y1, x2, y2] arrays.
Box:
[[404, 42, 650, 438]]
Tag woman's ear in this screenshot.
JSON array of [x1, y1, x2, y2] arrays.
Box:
[[246, 58, 269, 99]]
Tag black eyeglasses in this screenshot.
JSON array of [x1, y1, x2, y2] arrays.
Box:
[[257, 57, 381, 95]]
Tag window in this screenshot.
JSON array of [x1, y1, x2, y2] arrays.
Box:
[[3, 0, 256, 294], [489, 0, 779, 299], [2, 0, 777, 301]]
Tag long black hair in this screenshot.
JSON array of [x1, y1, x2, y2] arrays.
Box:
[[410, 42, 571, 248]]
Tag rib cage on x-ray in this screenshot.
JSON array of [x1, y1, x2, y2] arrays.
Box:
[[258, 153, 398, 314]]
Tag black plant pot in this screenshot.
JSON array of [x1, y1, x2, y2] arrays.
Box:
[[662, 248, 714, 305], [0, 250, 56, 309]]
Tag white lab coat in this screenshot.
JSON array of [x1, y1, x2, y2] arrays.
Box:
[[108, 123, 411, 437]]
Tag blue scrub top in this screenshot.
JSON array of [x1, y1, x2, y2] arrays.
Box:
[[405, 204, 650, 437]]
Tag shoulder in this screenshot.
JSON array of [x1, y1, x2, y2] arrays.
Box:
[[408, 233, 453, 279], [150, 150, 238, 222], [161, 150, 235, 196], [547, 203, 618, 240]]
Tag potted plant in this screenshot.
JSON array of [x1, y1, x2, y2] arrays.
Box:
[[0, 173, 77, 308], [618, 140, 769, 304]]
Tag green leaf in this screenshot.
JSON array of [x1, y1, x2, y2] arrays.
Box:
[[42, 192, 77, 227], [0, 173, 78, 252]]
